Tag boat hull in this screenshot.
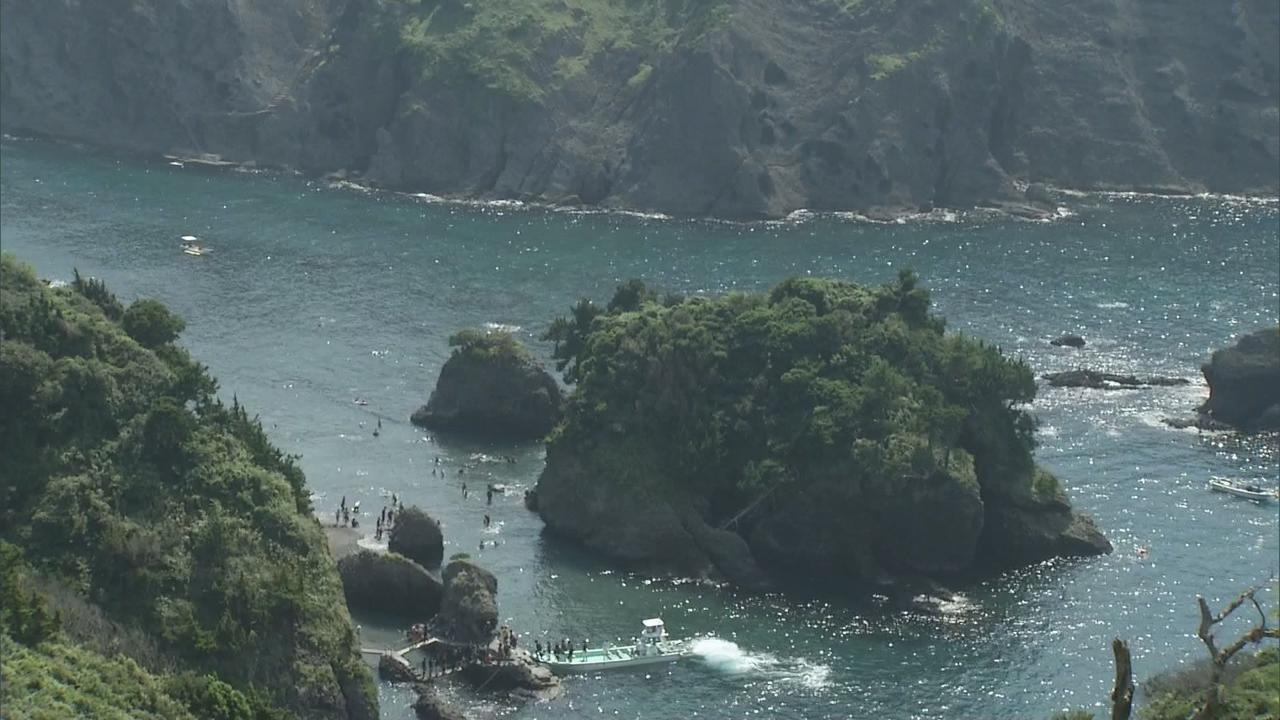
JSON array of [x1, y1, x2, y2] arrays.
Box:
[[1209, 480, 1276, 502], [543, 648, 691, 674]]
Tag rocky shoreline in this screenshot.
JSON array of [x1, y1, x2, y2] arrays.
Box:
[[3, 0, 1275, 221]]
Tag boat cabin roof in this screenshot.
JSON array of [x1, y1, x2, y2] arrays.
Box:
[[642, 618, 664, 628]]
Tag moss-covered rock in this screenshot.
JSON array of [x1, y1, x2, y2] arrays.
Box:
[[1198, 327, 1280, 431], [337, 550, 443, 619], [389, 506, 444, 569], [435, 560, 498, 645], [411, 329, 561, 440]]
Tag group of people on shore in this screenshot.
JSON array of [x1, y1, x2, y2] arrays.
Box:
[[332, 493, 404, 542], [374, 497, 403, 541]]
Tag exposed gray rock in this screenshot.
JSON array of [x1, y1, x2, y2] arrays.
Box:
[[337, 550, 443, 619], [458, 657, 561, 701], [412, 684, 467, 720], [1043, 369, 1189, 389], [434, 560, 498, 645], [389, 506, 444, 569], [1049, 334, 1086, 348], [1198, 327, 1280, 431], [411, 331, 561, 440], [378, 653, 418, 684]]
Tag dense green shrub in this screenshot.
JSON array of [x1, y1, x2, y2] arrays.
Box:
[[0, 542, 60, 647], [0, 253, 375, 718], [1139, 647, 1280, 720], [0, 634, 195, 720], [122, 298, 186, 348], [543, 272, 1037, 510]]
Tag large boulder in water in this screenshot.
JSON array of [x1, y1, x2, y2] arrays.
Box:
[[411, 329, 562, 440], [412, 684, 467, 720], [977, 469, 1112, 568], [1198, 327, 1280, 431], [337, 550, 443, 619], [389, 506, 444, 569], [434, 559, 498, 644]]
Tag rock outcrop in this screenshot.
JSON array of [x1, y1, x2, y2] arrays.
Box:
[[389, 506, 444, 569], [434, 560, 498, 645], [337, 551, 443, 619], [412, 684, 467, 720], [1197, 327, 1280, 431], [458, 658, 561, 701], [411, 330, 561, 440], [378, 653, 419, 684], [2, 0, 1275, 219], [539, 438, 1110, 592], [1042, 370, 1190, 389], [536, 441, 774, 590], [1050, 334, 1086, 348]]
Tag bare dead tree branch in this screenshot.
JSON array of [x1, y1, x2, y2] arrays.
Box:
[[1110, 638, 1134, 720], [1190, 585, 1279, 720]]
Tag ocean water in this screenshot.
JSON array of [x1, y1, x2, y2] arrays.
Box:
[[2, 137, 1277, 720]]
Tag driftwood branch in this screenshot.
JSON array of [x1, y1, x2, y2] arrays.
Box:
[[1110, 638, 1134, 720]]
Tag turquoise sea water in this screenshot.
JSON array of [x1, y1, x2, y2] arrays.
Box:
[[2, 137, 1277, 720]]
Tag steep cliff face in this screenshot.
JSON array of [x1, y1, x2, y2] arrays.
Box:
[[2, 0, 1275, 218]]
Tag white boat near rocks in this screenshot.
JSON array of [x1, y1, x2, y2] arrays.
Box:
[[542, 619, 692, 674], [1209, 477, 1278, 502]]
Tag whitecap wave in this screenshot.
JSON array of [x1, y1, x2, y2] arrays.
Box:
[[690, 637, 832, 690], [1096, 301, 1130, 309]]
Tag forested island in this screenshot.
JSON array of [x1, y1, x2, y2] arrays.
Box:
[[533, 273, 1110, 593], [2, 0, 1276, 219], [0, 255, 377, 719]]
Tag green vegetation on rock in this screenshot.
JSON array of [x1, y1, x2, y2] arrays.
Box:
[[0, 254, 377, 719], [1138, 648, 1280, 720], [412, 327, 562, 439], [370, 0, 731, 104], [536, 273, 1108, 588]]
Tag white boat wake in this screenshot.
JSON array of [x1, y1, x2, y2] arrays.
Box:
[[689, 637, 831, 690]]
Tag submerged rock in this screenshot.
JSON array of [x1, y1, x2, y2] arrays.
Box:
[[411, 329, 561, 440], [412, 684, 467, 720], [1042, 369, 1189, 389], [1049, 333, 1086, 348], [337, 550, 443, 619], [389, 506, 444, 569], [1197, 327, 1280, 431], [434, 560, 499, 645]]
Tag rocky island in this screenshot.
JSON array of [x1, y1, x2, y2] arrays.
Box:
[[1, 0, 1276, 219], [534, 274, 1110, 595], [1170, 326, 1280, 432], [0, 255, 377, 719], [411, 329, 562, 440]]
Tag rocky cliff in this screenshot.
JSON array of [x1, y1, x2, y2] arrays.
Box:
[[1198, 326, 1280, 431], [2, 0, 1275, 219], [411, 329, 561, 440]]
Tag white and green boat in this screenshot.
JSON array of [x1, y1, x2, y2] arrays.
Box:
[[543, 619, 693, 674]]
